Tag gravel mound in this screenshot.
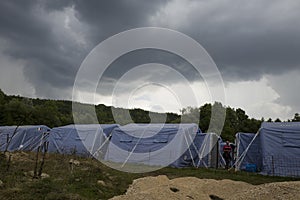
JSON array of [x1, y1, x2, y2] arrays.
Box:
[[231, 181, 300, 200], [110, 175, 300, 200]]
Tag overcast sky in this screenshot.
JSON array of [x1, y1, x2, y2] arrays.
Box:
[[0, 0, 299, 120]]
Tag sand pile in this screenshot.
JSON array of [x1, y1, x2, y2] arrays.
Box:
[[110, 175, 300, 200]]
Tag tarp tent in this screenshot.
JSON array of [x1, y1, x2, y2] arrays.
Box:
[[235, 122, 300, 177], [235, 132, 262, 171], [195, 133, 222, 168], [104, 123, 222, 168], [105, 123, 199, 167], [0, 125, 50, 152], [260, 122, 300, 177], [171, 132, 220, 168], [47, 124, 118, 157]]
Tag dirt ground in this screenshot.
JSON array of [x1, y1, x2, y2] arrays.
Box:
[[110, 175, 300, 200]]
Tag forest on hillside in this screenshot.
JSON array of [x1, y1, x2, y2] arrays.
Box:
[[0, 89, 299, 141]]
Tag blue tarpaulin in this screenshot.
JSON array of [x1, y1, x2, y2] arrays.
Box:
[[0, 125, 50, 152], [104, 123, 222, 168], [235, 132, 262, 171], [235, 122, 300, 177], [48, 124, 118, 157], [0, 123, 225, 170], [195, 133, 222, 168], [260, 122, 300, 177]]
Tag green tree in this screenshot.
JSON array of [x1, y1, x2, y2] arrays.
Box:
[[33, 101, 61, 127], [210, 102, 226, 135], [0, 89, 6, 125], [274, 118, 281, 122], [3, 98, 32, 125], [199, 103, 212, 132], [0, 89, 5, 104], [181, 106, 200, 123], [222, 107, 238, 141], [292, 113, 300, 122]]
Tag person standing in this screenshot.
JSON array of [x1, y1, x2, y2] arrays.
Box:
[[223, 141, 232, 169]]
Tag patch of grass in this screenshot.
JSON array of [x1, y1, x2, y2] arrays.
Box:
[[0, 152, 299, 200], [148, 167, 297, 185]]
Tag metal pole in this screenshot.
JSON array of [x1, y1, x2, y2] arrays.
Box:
[[272, 156, 275, 176]]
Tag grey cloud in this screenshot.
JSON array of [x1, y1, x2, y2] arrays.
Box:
[[102, 49, 199, 80], [0, 0, 170, 98], [0, 1, 84, 98], [72, 0, 170, 42], [95, 49, 204, 96], [267, 70, 300, 113], [151, 0, 300, 81], [0, 0, 300, 106]]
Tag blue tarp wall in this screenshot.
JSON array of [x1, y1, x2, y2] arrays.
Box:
[[260, 122, 300, 177], [235, 132, 262, 171], [48, 124, 118, 158], [195, 133, 222, 168], [0, 125, 50, 152], [104, 123, 222, 168], [176, 132, 219, 168], [0, 123, 225, 170]]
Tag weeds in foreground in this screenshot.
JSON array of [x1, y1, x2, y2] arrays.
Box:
[[0, 152, 298, 200]]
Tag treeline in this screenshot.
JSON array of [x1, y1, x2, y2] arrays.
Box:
[[0, 89, 179, 127], [0, 89, 299, 141]]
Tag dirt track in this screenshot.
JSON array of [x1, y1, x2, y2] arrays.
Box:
[[110, 175, 300, 200]]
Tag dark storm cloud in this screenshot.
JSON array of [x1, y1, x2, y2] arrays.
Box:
[[0, 0, 300, 100], [0, 0, 170, 98], [102, 49, 199, 82], [151, 0, 300, 81], [0, 0, 81, 97], [71, 0, 170, 43], [96, 49, 201, 96], [200, 26, 300, 81]]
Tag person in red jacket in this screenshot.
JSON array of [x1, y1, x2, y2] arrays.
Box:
[[223, 141, 232, 169]]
